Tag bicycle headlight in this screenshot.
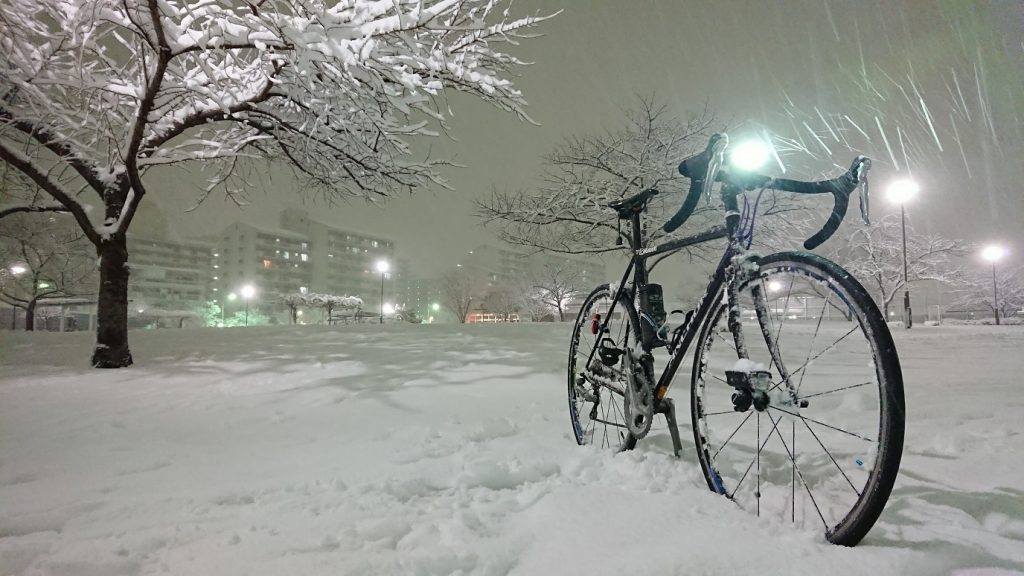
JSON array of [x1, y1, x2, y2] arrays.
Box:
[[729, 139, 772, 172]]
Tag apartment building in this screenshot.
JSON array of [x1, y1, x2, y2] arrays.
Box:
[[128, 235, 216, 313], [214, 210, 397, 313]]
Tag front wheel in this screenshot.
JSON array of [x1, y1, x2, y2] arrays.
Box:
[[690, 252, 904, 546]]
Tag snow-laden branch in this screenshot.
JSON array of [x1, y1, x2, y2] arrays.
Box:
[[1, 0, 553, 231]]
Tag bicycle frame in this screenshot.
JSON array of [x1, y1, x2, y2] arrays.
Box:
[[589, 187, 751, 404]]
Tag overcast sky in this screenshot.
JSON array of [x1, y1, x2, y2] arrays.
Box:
[[147, 0, 1024, 281]]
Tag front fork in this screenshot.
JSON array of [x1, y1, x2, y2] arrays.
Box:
[[728, 256, 800, 406]]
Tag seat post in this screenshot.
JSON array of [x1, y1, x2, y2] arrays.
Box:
[[630, 212, 643, 251]]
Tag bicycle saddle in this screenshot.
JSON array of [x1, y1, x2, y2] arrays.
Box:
[[608, 188, 659, 219]]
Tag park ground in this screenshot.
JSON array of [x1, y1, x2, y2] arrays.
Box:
[[1, 323, 1023, 575]]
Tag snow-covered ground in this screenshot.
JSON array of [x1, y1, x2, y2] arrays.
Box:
[[1, 323, 1023, 576]]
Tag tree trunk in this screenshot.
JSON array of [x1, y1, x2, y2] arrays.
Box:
[[556, 304, 564, 322], [25, 298, 38, 331], [92, 234, 133, 368]]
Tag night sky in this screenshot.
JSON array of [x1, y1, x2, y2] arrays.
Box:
[[144, 0, 1024, 279]]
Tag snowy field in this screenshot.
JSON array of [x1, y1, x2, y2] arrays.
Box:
[[1, 323, 1023, 576]]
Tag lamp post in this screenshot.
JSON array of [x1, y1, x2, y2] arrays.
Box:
[[240, 285, 255, 326], [223, 292, 237, 326], [981, 245, 1007, 325], [887, 178, 920, 328], [8, 264, 26, 329], [375, 260, 389, 324]]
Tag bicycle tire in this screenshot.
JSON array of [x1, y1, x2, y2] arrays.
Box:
[[690, 251, 904, 546]]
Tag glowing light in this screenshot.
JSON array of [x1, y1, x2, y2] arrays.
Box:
[[375, 260, 389, 273], [240, 285, 256, 299], [767, 280, 783, 293], [9, 265, 26, 275], [38, 282, 50, 289], [296, 310, 303, 316], [981, 245, 1007, 262], [382, 303, 395, 315], [227, 293, 237, 302], [886, 179, 919, 204], [431, 303, 440, 312], [729, 139, 772, 171]]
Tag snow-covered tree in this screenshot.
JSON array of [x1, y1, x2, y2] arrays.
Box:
[[304, 292, 362, 324], [0, 165, 68, 220], [280, 293, 306, 324], [0, 214, 95, 330], [476, 99, 821, 258], [948, 264, 1024, 323], [529, 260, 582, 321], [195, 300, 223, 327], [477, 99, 715, 255], [831, 213, 965, 318], [440, 267, 480, 323], [481, 285, 520, 321], [0, 0, 551, 366]]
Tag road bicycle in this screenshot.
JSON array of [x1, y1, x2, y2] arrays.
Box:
[[567, 133, 904, 546]]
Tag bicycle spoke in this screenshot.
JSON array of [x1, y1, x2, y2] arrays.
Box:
[[711, 411, 754, 460], [727, 411, 781, 499], [766, 276, 796, 373], [766, 411, 828, 531], [770, 325, 859, 393], [795, 292, 832, 395], [768, 406, 876, 443], [799, 415, 861, 496], [800, 381, 873, 400]]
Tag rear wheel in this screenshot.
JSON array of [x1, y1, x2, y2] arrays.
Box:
[[690, 252, 904, 546], [568, 284, 641, 451]]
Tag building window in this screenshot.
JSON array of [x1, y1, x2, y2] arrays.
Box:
[[263, 259, 272, 269], [283, 251, 290, 260], [299, 286, 308, 294], [300, 253, 308, 262], [301, 242, 308, 249]]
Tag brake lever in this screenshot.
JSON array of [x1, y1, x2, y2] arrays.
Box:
[[855, 156, 871, 225], [702, 134, 729, 204]]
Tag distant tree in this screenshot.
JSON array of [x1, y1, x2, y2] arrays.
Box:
[[196, 300, 223, 327], [441, 268, 481, 324], [0, 0, 551, 366], [948, 264, 1024, 322], [281, 293, 306, 325], [0, 214, 94, 330], [831, 214, 965, 318], [224, 309, 272, 328], [304, 293, 363, 324], [529, 261, 583, 322], [482, 286, 521, 321]]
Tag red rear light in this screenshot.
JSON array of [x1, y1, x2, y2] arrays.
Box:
[[590, 314, 601, 335]]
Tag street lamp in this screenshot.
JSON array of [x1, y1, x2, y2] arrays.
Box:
[[240, 284, 255, 326], [981, 245, 1007, 325], [887, 178, 920, 328], [375, 260, 389, 324]]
